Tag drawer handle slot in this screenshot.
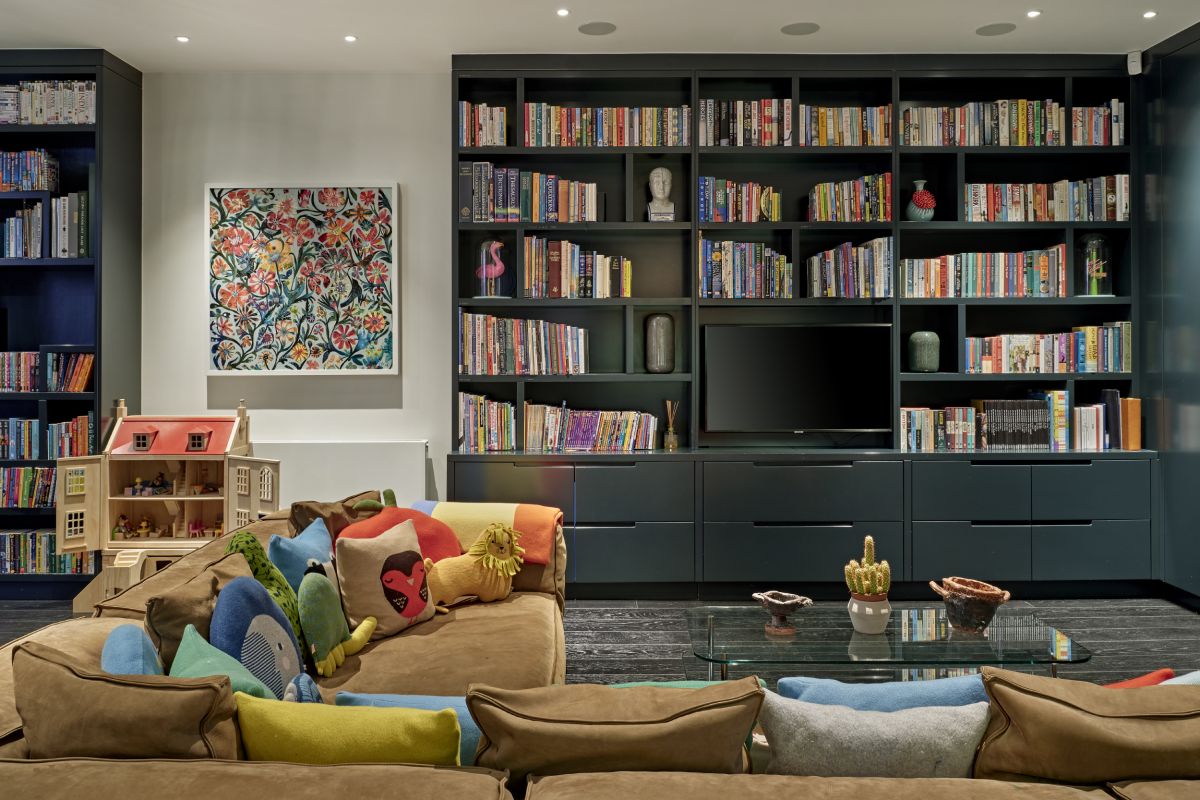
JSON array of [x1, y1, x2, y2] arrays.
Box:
[[576, 523, 638, 529], [752, 462, 854, 468], [580, 463, 638, 469], [970, 521, 1030, 526], [1035, 521, 1095, 527], [752, 521, 854, 528], [513, 463, 571, 469]]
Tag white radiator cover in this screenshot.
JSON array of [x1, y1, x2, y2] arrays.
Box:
[[252, 440, 429, 507]]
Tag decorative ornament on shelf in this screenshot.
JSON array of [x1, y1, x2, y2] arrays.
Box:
[[905, 179, 936, 222], [908, 330, 941, 373], [644, 313, 675, 374], [930, 576, 1010, 633], [476, 239, 513, 298], [844, 535, 891, 635], [646, 166, 676, 222], [1077, 232, 1113, 297], [663, 400, 679, 452], [753, 590, 813, 636]]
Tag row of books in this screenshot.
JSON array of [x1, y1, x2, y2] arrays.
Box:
[[0, 149, 59, 192], [0, 418, 39, 460], [900, 396, 1069, 452], [0, 530, 99, 575], [1076, 390, 1142, 450], [523, 102, 691, 147], [458, 393, 516, 453], [47, 413, 93, 459], [697, 238, 794, 299], [697, 177, 781, 223], [0, 81, 96, 125], [458, 310, 588, 376], [807, 236, 894, 299], [798, 104, 893, 147], [1, 202, 41, 258], [50, 191, 89, 258], [900, 99, 1066, 146], [696, 98, 791, 147], [460, 163, 602, 223], [964, 175, 1131, 222], [0, 466, 56, 507], [524, 402, 658, 452], [900, 244, 1068, 298], [458, 102, 507, 147], [1071, 101, 1127, 146], [523, 237, 632, 299], [45, 352, 94, 392], [0, 352, 39, 392], [807, 172, 892, 222], [965, 322, 1132, 374]]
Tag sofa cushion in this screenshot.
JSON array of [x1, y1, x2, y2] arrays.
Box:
[[300, 571, 374, 678], [169, 624, 273, 699], [336, 692, 480, 766], [100, 624, 163, 676], [315, 592, 563, 698], [235, 691, 461, 765], [1163, 671, 1200, 685], [210, 575, 302, 699], [339, 507, 463, 563], [777, 674, 987, 711], [467, 676, 763, 784], [1108, 781, 1200, 799], [290, 490, 381, 536], [143, 551, 254, 667], [336, 519, 435, 639], [12, 640, 239, 759], [224, 531, 305, 653], [269, 517, 337, 594], [1105, 668, 1176, 688], [975, 666, 1200, 783]]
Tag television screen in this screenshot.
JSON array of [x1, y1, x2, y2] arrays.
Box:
[[703, 324, 892, 433]]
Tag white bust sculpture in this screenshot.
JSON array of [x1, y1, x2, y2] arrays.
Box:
[[647, 167, 675, 221]]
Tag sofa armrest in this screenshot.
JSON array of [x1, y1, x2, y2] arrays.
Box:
[[511, 522, 567, 611]]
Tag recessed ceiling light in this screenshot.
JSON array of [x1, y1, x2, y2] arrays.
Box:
[[175, 35, 189, 43], [344, 34, 358, 42], [577, 21, 616, 36], [780, 22, 821, 36], [1143, 10, 1157, 18], [557, 8, 569, 16], [976, 22, 1017, 36], [1026, 9, 1042, 18]]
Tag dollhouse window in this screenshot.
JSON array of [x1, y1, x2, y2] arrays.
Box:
[[65, 468, 86, 496], [187, 432, 209, 451], [64, 510, 85, 539], [132, 433, 151, 451], [235, 508, 251, 528], [236, 467, 250, 495], [258, 467, 273, 502]]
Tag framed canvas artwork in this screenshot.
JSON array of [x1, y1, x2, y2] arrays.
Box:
[[207, 185, 397, 374]]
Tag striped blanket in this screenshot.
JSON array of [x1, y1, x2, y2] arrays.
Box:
[[410, 501, 561, 566]]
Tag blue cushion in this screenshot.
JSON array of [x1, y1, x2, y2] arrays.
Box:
[[269, 518, 336, 594], [284, 672, 325, 703], [100, 624, 164, 676], [1162, 670, 1200, 685], [335, 692, 479, 764], [777, 674, 987, 711], [211, 575, 302, 699]]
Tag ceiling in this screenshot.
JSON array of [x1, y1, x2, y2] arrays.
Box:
[[0, 0, 1196, 73]]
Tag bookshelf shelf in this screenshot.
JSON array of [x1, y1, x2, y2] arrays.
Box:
[[698, 298, 890, 307], [900, 372, 1134, 382], [0, 124, 96, 134], [699, 145, 893, 155], [0, 392, 95, 400], [899, 221, 1132, 231], [459, 297, 692, 308], [900, 296, 1132, 306], [460, 373, 693, 383], [0, 258, 95, 268], [0, 507, 54, 515], [898, 145, 1131, 155], [459, 146, 691, 156], [458, 222, 691, 232]]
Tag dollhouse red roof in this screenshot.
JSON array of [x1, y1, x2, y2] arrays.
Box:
[[110, 418, 236, 456]]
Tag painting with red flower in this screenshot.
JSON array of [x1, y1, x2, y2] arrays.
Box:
[[208, 186, 395, 373]]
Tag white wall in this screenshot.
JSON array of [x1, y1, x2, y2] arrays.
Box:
[[141, 72, 451, 497]]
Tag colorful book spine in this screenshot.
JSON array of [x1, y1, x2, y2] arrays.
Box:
[[797, 104, 892, 146], [901, 99, 1064, 146], [524, 103, 690, 147], [458, 311, 588, 376], [698, 99, 792, 147], [458, 102, 507, 147], [0, 80, 96, 125], [697, 177, 781, 222], [901, 244, 1067, 298], [45, 352, 94, 392], [0, 529, 98, 574], [964, 322, 1130, 374], [806, 236, 894, 298], [963, 175, 1130, 222], [524, 403, 658, 453], [458, 393, 516, 453], [47, 413, 92, 459], [1071, 100, 1126, 146], [697, 237, 793, 299], [465, 163, 601, 223], [0, 352, 39, 392], [901, 395, 1070, 452], [807, 172, 892, 222], [523, 237, 631, 299], [0, 466, 56, 507], [0, 418, 40, 460], [0, 149, 60, 192]]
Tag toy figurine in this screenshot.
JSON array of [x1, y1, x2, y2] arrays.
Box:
[[150, 472, 169, 495], [112, 514, 132, 539], [132, 477, 144, 496], [214, 515, 224, 537], [188, 519, 205, 538], [136, 516, 153, 537]]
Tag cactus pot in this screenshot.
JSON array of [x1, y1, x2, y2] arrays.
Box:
[[847, 593, 891, 635], [930, 577, 1011, 632]]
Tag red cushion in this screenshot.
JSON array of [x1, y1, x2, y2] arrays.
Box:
[[1104, 668, 1176, 688], [338, 508, 463, 562]]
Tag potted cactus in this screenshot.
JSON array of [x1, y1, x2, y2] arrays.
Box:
[[844, 535, 892, 635]]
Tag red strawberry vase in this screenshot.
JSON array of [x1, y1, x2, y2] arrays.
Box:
[[906, 179, 936, 222]]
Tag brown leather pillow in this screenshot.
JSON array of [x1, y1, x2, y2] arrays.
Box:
[[143, 551, 254, 668], [12, 640, 239, 759], [467, 676, 763, 783], [289, 490, 380, 536], [975, 666, 1200, 783]]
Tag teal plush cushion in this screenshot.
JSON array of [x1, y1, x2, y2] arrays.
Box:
[[298, 571, 349, 670], [777, 674, 986, 711], [211, 575, 302, 700], [168, 623, 274, 699], [100, 624, 163, 676], [269, 518, 336, 594], [335, 692, 479, 765], [1162, 671, 1200, 685]]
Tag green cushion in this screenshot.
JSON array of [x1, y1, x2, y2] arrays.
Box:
[[225, 531, 305, 656], [168, 624, 274, 700]]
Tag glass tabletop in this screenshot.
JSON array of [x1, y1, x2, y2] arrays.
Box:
[[686, 605, 1091, 667]]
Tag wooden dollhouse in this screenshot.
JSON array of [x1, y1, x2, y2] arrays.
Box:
[[55, 399, 281, 562]]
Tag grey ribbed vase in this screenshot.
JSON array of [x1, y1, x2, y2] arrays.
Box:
[[908, 331, 940, 373], [644, 314, 675, 374]]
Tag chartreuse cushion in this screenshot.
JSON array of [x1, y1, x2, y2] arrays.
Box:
[[210, 576, 302, 700], [335, 692, 479, 765], [235, 692, 462, 765], [1163, 670, 1200, 685], [225, 531, 305, 655], [777, 674, 986, 711], [168, 624, 273, 700], [100, 624, 164, 676], [269, 518, 337, 594], [298, 571, 375, 678]]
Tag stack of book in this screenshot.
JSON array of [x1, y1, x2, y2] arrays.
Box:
[[1072, 100, 1126, 146], [901, 244, 1067, 298], [1074, 390, 1142, 450], [523, 237, 632, 299], [963, 175, 1130, 222], [806, 236, 894, 298], [0, 466, 56, 507], [45, 352, 94, 392], [458, 392, 516, 452], [900, 99, 1065, 146], [965, 322, 1131, 374], [0, 529, 98, 575], [697, 177, 781, 222], [524, 403, 658, 452], [1, 202, 42, 258], [0, 353, 38, 392], [0, 149, 59, 192], [798, 104, 892, 146], [697, 98, 791, 146], [901, 394, 1072, 452], [458, 102, 507, 146], [0, 81, 96, 125], [807, 172, 892, 222], [460, 163, 602, 223], [698, 238, 793, 299], [458, 310, 588, 375], [0, 418, 40, 460], [523, 102, 691, 147], [47, 413, 92, 459], [50, 191, 89, 258]]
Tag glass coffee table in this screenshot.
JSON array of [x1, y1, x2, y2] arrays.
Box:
[[687, 605, 1090, 680]]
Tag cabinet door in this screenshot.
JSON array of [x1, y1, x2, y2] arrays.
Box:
[[703, 521, 903, 582], [575, 462, 693, 522], [1033, 521, 1151, 580], [912, 462, 1031, 521], [912, 521, 1032, 582], [452, 462, 574, 519], [704, 461, 903, 522], [56, 455, 105, 553], [571, 523, 695, 583], [1031, 461, 1151, 520]]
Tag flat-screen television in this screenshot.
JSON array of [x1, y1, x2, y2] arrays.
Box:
[[704, 324, 892, 433]]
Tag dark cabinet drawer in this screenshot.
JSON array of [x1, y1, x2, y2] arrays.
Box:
[[703, 521, 902, 582], [571, 523, 695, 583], [704, 461, 903, 522], [912, 462, 1031, 521], [452, 462, 574, 517], [1032, 520, 1151, 580], [1031, 461, 1151, 520], [576, 462, 693, 523], [912, 521, 1031, 582]]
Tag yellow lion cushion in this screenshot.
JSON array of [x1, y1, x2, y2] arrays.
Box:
[[234, 692, 461, 765]]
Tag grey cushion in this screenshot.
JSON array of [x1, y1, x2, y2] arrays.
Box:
[[759, 691, 990, 778]]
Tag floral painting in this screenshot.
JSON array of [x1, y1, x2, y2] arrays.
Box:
[[208, 186, 395, 373]]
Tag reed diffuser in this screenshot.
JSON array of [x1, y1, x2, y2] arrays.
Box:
[[663, 400, 679, 451]]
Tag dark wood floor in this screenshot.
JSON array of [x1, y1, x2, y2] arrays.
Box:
[[5, 598, 1199, 686]]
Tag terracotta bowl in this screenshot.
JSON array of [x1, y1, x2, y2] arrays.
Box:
[[929, 577, 1011, 632], [753, 590, 813, 635]]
